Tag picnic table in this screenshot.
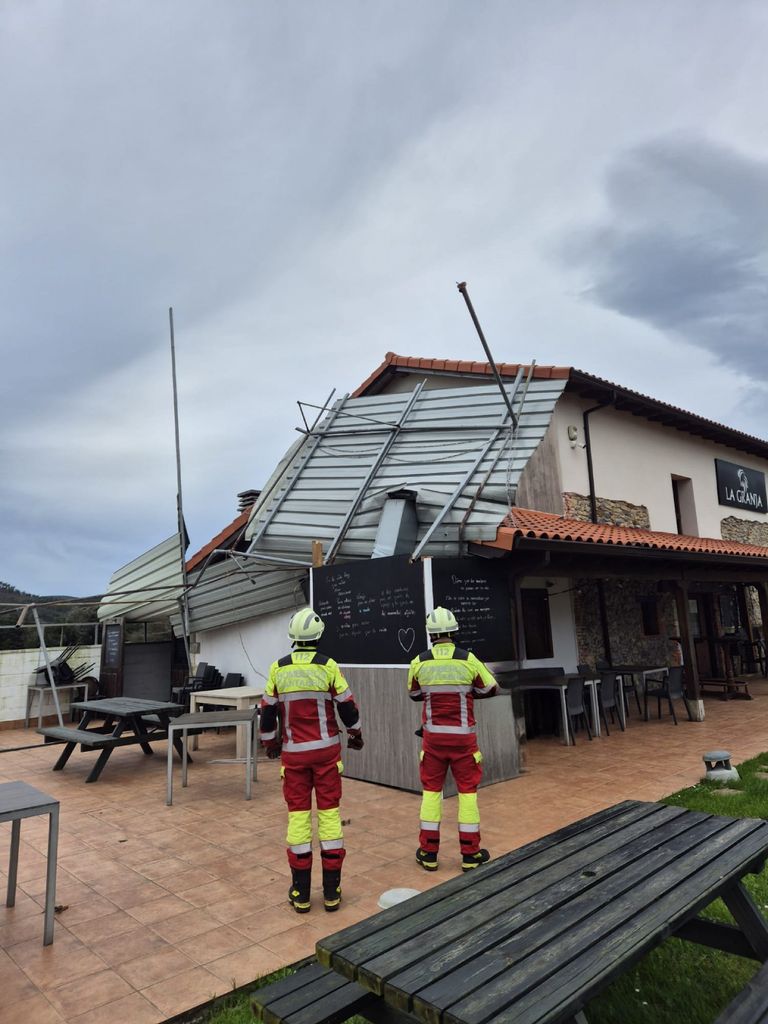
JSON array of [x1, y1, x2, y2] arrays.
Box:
[[38, 697, 184, 783], [315, 800, 768, 1024]]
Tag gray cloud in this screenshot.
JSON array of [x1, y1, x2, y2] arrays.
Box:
[[562, 137, 768, 376]]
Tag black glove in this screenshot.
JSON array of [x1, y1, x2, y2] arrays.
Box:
[[414, 727, 424, 738], [266, 745, 282, 760], [347, 731, 364, 750]]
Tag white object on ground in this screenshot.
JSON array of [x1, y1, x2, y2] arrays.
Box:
[[378, 888, 421, 909]]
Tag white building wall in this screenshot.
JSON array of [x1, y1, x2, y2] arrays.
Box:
[[195, 605, 302, 687], [0, 645, 101, 725], [551, 396, 768, 538]]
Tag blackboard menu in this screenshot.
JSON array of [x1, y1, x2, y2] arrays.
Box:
[[312, 555, 426, 664], [103, 624, 122, 667], [431, 557, 513, 661]]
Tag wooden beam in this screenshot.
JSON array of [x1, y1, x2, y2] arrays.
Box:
[[673, 581, 701, 703], [312, 540, 324, 568]]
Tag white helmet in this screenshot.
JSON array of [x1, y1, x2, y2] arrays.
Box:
[[426, 606, 459, 635], [288, 607, 325, 642]]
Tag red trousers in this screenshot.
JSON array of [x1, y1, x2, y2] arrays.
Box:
[[419, 736, 483, 856], [282, 748, 345, 871]]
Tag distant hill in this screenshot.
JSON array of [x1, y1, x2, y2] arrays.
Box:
[[0, 583, 102, 651]]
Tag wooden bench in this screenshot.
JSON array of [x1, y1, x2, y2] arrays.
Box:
[[251, 960, 383, 1024], [715, 961, 768, 1023], [700, 678, 753, 700], [38, 727, 137, 748]]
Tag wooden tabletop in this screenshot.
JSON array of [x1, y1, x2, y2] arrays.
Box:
[[317, 801, 768, 1024], [71, 698, 182, 715], [192, 687, 263, 700]]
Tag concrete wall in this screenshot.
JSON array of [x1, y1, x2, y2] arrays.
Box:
[[0, 645, 101, 726], [550, 396, 768, 538]]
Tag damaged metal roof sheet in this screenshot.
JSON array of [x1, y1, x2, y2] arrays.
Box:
[[98, 533, 187, 622], [173, 557, 305, 633], [244, 376, 567, 564]]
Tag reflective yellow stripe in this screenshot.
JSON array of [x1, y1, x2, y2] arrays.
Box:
[[420, 790, 442, 823], [457, 792, 480, 825], [317, 807, 343, 842], [286, 810, 312, 847]]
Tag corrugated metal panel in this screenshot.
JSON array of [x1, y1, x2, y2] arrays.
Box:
[[245, 379, 566, 563], [98, 534, 186, 622], [171, 559, 305, 634]]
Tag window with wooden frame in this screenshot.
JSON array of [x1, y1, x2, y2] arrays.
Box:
[[520, 588, 554, 659]]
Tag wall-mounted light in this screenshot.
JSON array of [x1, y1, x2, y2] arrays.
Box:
[[567, 424, 579, 448]]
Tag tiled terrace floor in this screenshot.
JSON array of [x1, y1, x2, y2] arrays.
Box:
[[1, 683, 767, 1022]]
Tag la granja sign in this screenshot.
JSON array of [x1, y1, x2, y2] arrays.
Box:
[[715, 459, 767, 514]]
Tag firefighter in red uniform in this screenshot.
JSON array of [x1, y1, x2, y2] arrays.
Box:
[[408, 606, 498, 872], [259, 608, 363, 913]]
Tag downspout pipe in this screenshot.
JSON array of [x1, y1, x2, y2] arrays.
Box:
[[582, 397, 614, 664], [582, 400, 609, 525]]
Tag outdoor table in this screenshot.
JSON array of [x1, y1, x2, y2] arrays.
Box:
[[317, 800, 768, 1024], [25, 679, 90, 729], [166, 708, 258, 805], [189, 686, 263, 758], [38, 697, 184, 783], [1, 781, 59, 945], [508, 676, 599, 745]]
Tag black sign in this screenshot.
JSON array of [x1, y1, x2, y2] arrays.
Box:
[[715, 459, 767, 514], [102, 624, 122, 667], [312, 555, 426, 664], [431, 557, 513, 662]]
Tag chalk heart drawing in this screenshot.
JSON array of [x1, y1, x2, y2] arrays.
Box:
[[398, 628, 415, 653]]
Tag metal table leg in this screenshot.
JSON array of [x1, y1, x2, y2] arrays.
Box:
[[245, 722, 253, 801], [166, 726, 175, 806], [559, 686, 572, 745], [43, 805, 58, 945], [587, 680, 601, 737], [6, 818, 20, 907], [182, 728, 189, 788]]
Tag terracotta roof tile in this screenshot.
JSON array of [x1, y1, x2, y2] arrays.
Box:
[[485, 507, 768, 560], [351, 352, 568, 397], [186, 509, 250, 571]]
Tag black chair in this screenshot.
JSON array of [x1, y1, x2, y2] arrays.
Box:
[[598, 671, 624, 734], [222, 672, 244, 689], [565, 678, 592, 743], [644, 666, 692, 725], [618, 671, 643, 717]]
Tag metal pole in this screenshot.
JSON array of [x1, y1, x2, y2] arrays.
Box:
[[169, 307, 192, 670], [32, 606, 63, 727], [457, 282, 518, 431]]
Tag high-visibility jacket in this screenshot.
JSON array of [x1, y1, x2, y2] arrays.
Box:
[[260, 648, 360, 755], [408, 642, 497, 737]]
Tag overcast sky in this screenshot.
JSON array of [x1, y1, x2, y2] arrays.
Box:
[[2, 1, 768, 597]]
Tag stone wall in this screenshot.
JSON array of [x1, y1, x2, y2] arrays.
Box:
[[563, 492, 650, 528], [721, 516, 768, 547], [573, 579, 679, 668]]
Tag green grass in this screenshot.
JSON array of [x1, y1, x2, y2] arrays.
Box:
[[206, 756, 768, 1024], [589, 752, 768, 1024]]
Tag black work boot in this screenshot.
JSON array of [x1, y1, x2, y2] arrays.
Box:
[[288, 868, 311, 913], [462, 848, 490, 872], [416, 848, 439, 872], [322, 869, 342, 912]]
